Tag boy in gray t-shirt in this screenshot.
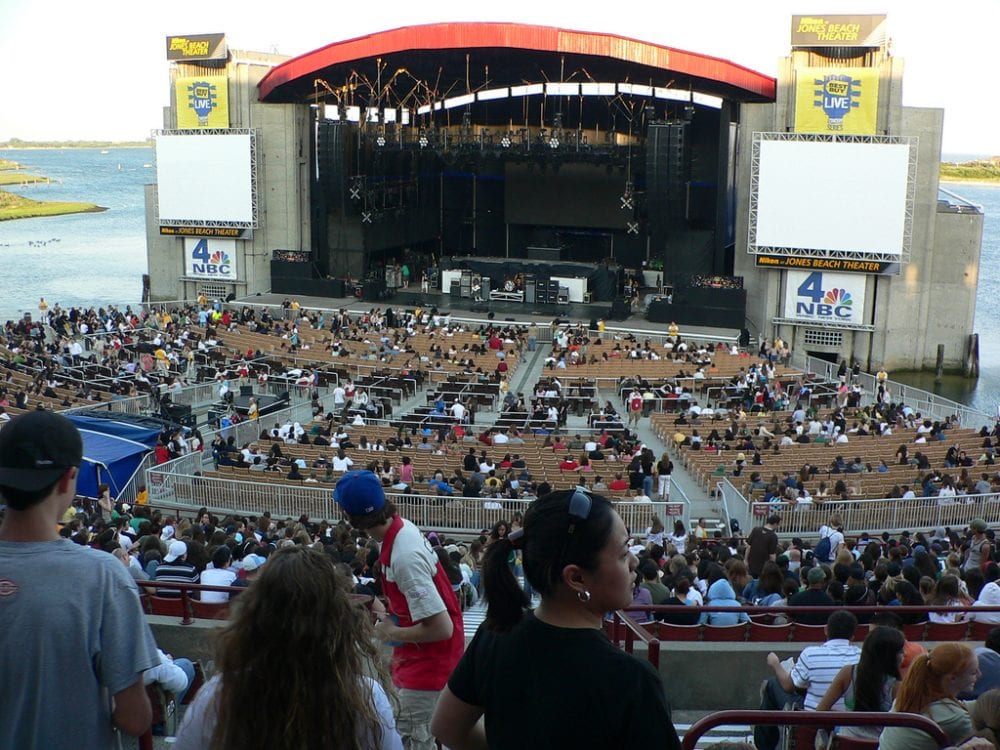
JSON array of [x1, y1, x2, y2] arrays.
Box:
[[0, 411, 159, 748]]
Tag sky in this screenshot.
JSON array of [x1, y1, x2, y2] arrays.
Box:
[[1, 1, 997, 156]]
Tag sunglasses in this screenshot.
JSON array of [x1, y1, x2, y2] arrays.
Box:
[[559, 487, 594, 563]]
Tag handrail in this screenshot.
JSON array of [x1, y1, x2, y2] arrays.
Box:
[[681, 710, 949, 750], [608, 610, 661, 669], [136, 579, 245, 626], [622, 603, 1000, 616]]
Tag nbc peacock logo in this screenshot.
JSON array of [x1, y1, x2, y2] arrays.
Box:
[[821, 288, 852, 307], [190, 239, 233, 276], [209, 250, 230, 266], [795, 272, 856, 321]]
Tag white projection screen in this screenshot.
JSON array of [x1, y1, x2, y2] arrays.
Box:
[[156, 133, 254, 224], [751, 136, 911, 256]]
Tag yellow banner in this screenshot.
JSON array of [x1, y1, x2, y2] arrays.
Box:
[[794, 68, 878, 135], [175, 77, 229, 129]]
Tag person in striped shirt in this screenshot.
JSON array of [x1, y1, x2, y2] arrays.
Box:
[[754, 610, 861, 750]]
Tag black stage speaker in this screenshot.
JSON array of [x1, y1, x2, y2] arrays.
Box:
[[363, 279, 387, 301], [163, 402, 195, 427], [240, 385, 254, 397], [608, 297, 632, 320]]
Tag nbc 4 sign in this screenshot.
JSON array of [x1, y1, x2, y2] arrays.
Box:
[[185, 238, 237, 280], [783, 270, 867, 326]]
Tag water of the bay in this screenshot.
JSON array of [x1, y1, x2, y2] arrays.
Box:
[[0, 147, 998, 412]]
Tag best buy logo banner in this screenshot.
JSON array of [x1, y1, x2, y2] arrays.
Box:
[[794, 67, 878, 135]]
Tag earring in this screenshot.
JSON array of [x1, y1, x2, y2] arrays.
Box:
[[577, 590, 591, 603]]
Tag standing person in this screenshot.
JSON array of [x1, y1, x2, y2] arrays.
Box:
[[745, 513, 781, 579], [656, 452, 673, 499], [628, 387, 644, 427], [174, 545, 402, 749], [335, 470, 464, 750], [431, 488, 682, 750], [0, 411, 160, 748], [964, 518, 993, 574]]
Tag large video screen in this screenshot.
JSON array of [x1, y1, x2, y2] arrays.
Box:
[[750, 136, 911, 256], [505, 163, 630, 229], [156, 133, 254, 224]]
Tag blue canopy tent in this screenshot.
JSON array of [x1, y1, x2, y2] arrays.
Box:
[[66, 415, 160, 499]]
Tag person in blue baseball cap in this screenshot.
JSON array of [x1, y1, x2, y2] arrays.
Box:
[[334, 470, 464, 750]]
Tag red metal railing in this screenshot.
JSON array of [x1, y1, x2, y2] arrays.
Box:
[[681, 710, 950, 750]]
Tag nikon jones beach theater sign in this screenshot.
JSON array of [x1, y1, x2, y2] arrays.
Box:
[[791, 15, 886, 48], [166, 33, 227, 61]]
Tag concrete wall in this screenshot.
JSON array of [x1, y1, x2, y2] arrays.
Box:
[[733, 51, 983, 373], [145, 51, 311, 304], [149, 618, 801, 710]]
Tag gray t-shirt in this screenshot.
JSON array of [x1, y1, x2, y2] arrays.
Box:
[[0, 539, 160, 749]]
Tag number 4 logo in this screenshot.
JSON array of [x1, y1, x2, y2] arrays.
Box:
[[797, 271, 824, 302], [191, 239, 210, 263]]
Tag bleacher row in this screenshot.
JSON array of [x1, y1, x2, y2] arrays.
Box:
[[213, 321, 525, 384], [652, 408, 994, 499], [213, 424, 649, 495], [0, 343, 143, 416]]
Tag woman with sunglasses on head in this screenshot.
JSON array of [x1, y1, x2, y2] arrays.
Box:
[[431, 488, 681, 750]]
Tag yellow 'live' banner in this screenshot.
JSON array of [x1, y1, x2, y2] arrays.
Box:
[[175, 77, 230, 129], [794, 67, 878, 135]]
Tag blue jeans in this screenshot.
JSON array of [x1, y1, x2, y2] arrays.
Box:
[[754, 676, 803, 750], [643, 475, 654, 497], [174, 658, 196, 705]]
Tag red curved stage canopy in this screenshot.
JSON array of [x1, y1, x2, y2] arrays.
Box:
[[258, 22, 776, 104]]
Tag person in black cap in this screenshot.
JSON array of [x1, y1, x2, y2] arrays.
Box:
[[335, 469, 464, 750], [0, 411, 160, 747]]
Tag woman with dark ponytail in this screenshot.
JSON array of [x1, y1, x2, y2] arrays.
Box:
[[431, 488, 681, 749]]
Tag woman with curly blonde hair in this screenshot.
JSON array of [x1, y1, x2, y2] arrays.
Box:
[[174, 545, 401, 749]]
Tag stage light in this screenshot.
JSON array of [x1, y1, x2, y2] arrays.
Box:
[[501, 135, 511, 148], [376, 135, 386, 147], [548, 136, 559, 149], [419, 135, 429, 148]]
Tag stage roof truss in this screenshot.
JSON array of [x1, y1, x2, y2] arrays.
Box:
[[258, 23, 775, 106]]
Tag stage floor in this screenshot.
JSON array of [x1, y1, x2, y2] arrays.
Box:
[[236, 289, 739, 341]]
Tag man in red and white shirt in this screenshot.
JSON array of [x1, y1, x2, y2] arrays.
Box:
[[335, 470, 464, 750], [628, 388, 644, 426]]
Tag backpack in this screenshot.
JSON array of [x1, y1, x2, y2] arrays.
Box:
[[814, 533, 833, 564]]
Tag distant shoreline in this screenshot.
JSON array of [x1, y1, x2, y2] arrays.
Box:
[[0, 142, 152, 151], [0, 159, 103, 220], [940, 177, 1000, 186]]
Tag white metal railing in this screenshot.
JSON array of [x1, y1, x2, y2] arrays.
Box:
[[790, 352, 990, 428], [665, 476, 692, 531], [169, 378, 319, 408], [200, 400, 317, 451], [718, 477, 751, 535], [142, 467, 669, 534], [748, 492, 1000, 537], [59, 393, 154, 417], [113, 451, 158, 506]]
